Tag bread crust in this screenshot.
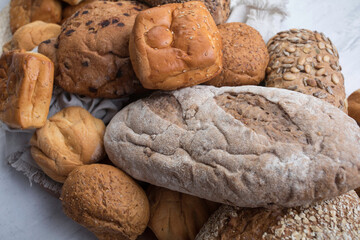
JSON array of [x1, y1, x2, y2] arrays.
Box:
[[30, 106, 106, 182], [0, 51, 54, 129], [266, 29, 346, 112], [196, 191, 360, 239], [61, 164, 150, 240], [10, 0, 62, 34], [206, 22, 269, 86], [129, 2, 222, 90], [105, 85, 360, 208]]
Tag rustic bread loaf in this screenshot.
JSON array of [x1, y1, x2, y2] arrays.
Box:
[[148, 185, 219, 240], [50, 1, 147, 98], [30, 106, 106, 183], [206, 22, 269, 87], [265, 29, 346, 112], [129, 2, 222, 90], [3, 21, 61, 52], [137, 0, 230, 25], [0, 51, 54, 129], [196, 190, 360, 240], [61, 164, 150, 240], [10, 0, 62, 33], [104, 85, 360, 208]]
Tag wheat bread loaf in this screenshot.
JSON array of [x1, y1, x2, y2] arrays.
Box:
[[104, 85, 360, 208]]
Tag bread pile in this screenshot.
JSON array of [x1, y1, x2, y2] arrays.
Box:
[[1, 0, 360, 239]]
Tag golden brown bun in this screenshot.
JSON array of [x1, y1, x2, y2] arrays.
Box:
[[53, 1, 147, 98], [129, 2, 222, 90], [138, 0, 230, 25], [0, 51, 54, 129], [348, 89, 360, 124], [148, 185, 219, 240], [3, 21, 61, 52], [196, 191, 360, 239], [61, 164, 150, 240], [62, 0, 84, 5], [10, 0, 62, 34], [30, 106, 106, 183], [206, 22, 269, 87], [265, 29, 347, 112]]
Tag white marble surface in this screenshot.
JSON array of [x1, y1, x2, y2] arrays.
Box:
[[0, 0, 360, 240]]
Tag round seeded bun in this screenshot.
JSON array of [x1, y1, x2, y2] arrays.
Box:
[[196, 190, 360, 240], [61, 164, 150, 240]]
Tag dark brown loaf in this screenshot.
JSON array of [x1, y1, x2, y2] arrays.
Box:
[[206, 22, 269, 87], [104, 85, 360, 208], [265, 29, 346, 112], [10, 0, 62, 33], [195, 190, 360, 239], [61, 164, 150, 240], [50, 1, 147, 98], [137, 0, 230, 25], [129, 2, 222, 90], [148, 185, 219, 240]]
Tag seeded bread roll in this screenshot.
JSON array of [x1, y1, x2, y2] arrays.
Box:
[[0, 51, 54, 129], [38, 38, 59, 76], [10, 0, 62, 34], [196, 190, 360, 240], [129, 2, 222, 90], [49, 1, 148, 98], [61, 164, 150, 240], [137, 0, 230, 25], [104, 85, 360, 208], [30, 106, 106, 183], [265, 29, 346, 112], [206, 22, 269, 87], [148, 185, 219, 240], [3, 21, 61, 52]]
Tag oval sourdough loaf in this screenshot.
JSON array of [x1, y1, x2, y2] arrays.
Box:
[[104, 85, 360, 208], [265, 29, 346, 112], [195, 190, 360, 240]]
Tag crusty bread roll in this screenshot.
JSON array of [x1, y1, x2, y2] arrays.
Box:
[[3, 21, 61, 52], [137, 0, 230, 25], [10, 0, 62, 33], [45, 1, 147, 98], [266, 29, 346, 112], [0, 50, 54, 129], [348, 89, 360, 124], [30, 106, 106, 183], [104, 85, 360, 208], [148, 185, 219, 240], [206, 22, 269, 86], [61, 164, 150, 240], [196, 190, 360, 239], [129, 2, 222, 90]]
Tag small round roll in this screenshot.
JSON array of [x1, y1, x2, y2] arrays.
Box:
[[61, 164, 150, 240]]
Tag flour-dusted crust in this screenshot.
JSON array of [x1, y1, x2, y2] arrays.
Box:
[[105, 85, 360, 208], [196, 191, 360, 239]]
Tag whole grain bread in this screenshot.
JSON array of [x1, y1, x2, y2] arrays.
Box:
[[104, 85, 360, 208], [265, 29, 346, 112], [61, 164, 150, 240], [195, 190, 360, 239], [206, 22, 269, 87]]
